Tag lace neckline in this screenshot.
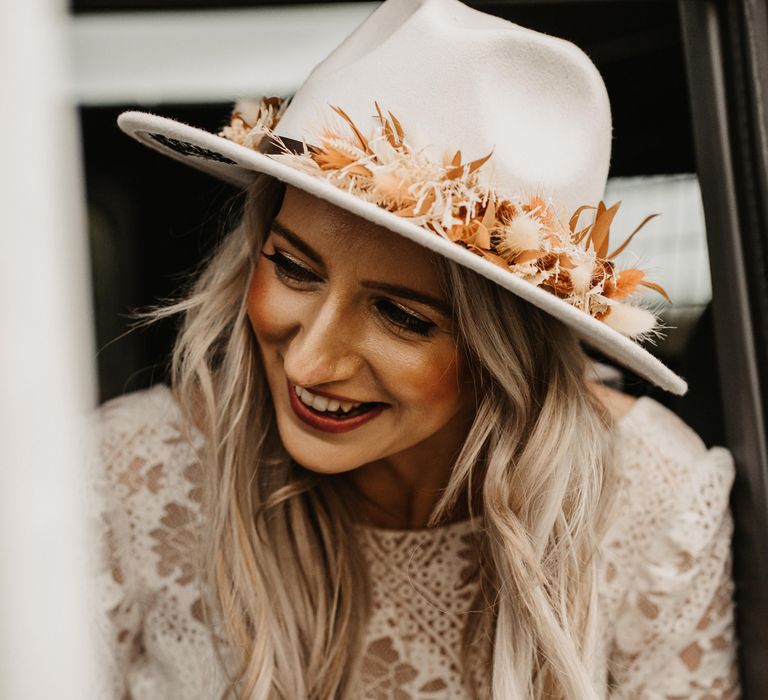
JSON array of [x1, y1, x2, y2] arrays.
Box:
[[353, 514, 483, 538]]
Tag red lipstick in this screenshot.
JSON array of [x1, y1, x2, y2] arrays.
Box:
[[286, 378, 386, 434]]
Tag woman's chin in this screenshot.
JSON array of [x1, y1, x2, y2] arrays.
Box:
[[272, 402, 388, 475], [277, 425, 367, 475], [287, 449, 364, 476]]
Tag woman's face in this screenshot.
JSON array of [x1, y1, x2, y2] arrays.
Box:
[[247, 185, 477, 476]]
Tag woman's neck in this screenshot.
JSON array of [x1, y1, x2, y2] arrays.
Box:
[[344, 469, 474, 530], [342, 408, 478, 530], [340, 442, 476, 530]]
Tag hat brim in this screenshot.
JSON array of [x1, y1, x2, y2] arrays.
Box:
[[117, 110, 688, 396]]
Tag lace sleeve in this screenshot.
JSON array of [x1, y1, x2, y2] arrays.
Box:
[[607, 414, 740, 699], [88, 398, 148, 699], [86, 385, 217, 700]]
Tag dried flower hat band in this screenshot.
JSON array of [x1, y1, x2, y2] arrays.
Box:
[[220, 96, 668, 341]]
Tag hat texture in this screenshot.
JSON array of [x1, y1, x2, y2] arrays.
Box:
[[117, 0, 687, 395]]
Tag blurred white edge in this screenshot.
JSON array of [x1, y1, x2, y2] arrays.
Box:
[[1, 0, 97, 697], [68, 3, 382, 106]]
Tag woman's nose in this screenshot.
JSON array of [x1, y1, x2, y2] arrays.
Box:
[[282, 297, 363, 386]]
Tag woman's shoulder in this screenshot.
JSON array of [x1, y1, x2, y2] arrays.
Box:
[[89, 383, 205, 552], [597, 393, 739, 695], [601, 389, 735, 584], [591, 380, 732, 483], [613, 393, 734, 490], [93, 383, 204, 476], [95, 383, 198, 446], [88, 386, 216, 697]]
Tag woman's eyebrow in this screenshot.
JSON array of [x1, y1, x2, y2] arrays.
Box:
[[270, 218, 451, 317], [271, 219, 325, 267]]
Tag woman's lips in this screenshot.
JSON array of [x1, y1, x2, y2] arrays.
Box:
[[286, 378, 386, 434]]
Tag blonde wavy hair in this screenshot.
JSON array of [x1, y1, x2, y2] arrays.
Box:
[[151, 173, 618, 699]]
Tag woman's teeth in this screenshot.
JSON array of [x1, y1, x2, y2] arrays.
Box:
[[293, 385, 362, 414]]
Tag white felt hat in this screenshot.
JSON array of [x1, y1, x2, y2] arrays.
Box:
[[117, 0, 688, 395]]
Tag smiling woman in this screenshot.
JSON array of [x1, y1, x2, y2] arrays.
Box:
[[91, 173, 739, 700], [103, 173, 620, 698], [91, 0, 739, 698], [248, 186, 477, 521]]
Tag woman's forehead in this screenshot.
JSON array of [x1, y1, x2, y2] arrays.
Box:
[[276, 185, 442, 281]]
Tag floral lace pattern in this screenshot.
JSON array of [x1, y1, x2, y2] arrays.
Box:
[[88, 385, 740, 699], [354, 522, 486, 698]]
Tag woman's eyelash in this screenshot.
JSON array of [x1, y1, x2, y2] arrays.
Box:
[[376, 300, 436, 337], [262, 248, 436, 337], [262, 249, 320, 283]]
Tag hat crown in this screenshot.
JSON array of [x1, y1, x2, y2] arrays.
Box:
[[275, 0, 612, 217]]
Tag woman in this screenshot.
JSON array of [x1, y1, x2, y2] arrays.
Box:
[[94, 0, 739, 698]]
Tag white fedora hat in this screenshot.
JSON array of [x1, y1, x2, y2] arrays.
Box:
[[117, 0, 688, 395]]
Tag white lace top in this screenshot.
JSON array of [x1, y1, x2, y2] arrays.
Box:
[[90, 384, 740, 699]]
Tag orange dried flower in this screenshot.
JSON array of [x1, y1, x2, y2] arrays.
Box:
[[221, 96, 669, 339]]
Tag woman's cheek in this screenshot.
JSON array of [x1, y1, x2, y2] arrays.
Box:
[[377, 340, 464, 410], [247, 266, 292, 344], [418, 354, 463, 407]]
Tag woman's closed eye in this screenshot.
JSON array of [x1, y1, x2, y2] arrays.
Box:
[[261, 248, 437, 338], [375, 299, 436, 337], [262, 249, 320, 284]]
